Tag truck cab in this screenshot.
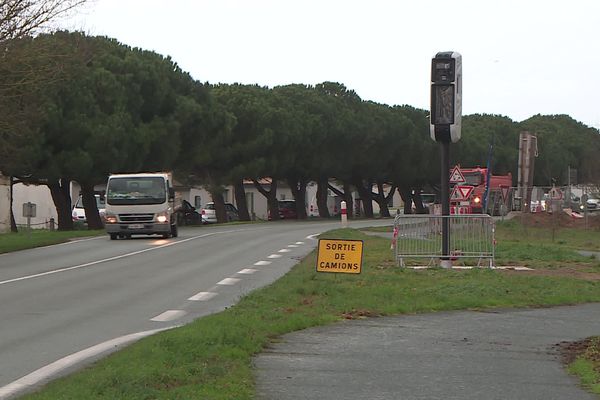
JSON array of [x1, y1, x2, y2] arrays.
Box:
[[103, 173, 178, 240]]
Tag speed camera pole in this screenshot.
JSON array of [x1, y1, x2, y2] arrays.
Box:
[[430, 51, 462, 269]]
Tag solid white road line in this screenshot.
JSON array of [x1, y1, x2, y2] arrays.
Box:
[[0, 234, 213, 286], [188, 291, 218, 301], [0, 327, 169, 400], [237, 268, 257, 275], [0, 230, 252, 287], [217, 278, 240, 285], [267, 254, 282, 259], [254, 261, 271, 266], [150, 310, 187, 322]]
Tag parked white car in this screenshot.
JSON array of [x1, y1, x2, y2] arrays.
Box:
[[72, 195, 105, 223], [586, 195, 600, 211], [201, 202, 239, 224]]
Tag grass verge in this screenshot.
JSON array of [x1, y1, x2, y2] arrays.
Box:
[[567, 337, 600, 394], [21, 224, 600, 399], [0, 229, 104, 254]]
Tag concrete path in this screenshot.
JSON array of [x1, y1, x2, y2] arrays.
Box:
[[255, 303, 600, 400]]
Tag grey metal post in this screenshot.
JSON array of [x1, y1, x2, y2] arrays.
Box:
[[441, 142, 451, 268]]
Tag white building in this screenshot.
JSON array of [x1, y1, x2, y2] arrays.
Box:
[[0, 173, 11, 233]]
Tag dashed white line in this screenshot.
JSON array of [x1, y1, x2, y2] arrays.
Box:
[[295, 241, 305, 245], [254, 261, 272, 266], [278, 249, 291, 253], [287, 244, 299, 248], [237, 268, 258, 274], [150, 310, 187, 322], [217, 278, 240, 285], [188, 291, 218, 301], [268, 254, 282, 259]]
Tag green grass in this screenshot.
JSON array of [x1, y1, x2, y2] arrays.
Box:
[[568, 337, 600, 394], [0, 229, 104, 254], [21, 225, 600, 400]]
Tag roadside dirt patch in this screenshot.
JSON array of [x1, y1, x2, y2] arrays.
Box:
[[517, 211, 600, 229]]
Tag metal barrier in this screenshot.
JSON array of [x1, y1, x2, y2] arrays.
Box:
[[393, 214, 495, 268]]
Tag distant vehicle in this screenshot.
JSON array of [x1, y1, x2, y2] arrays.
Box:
[[72, 195, 105, 223], [176, 200, 202, 225], [458, 166, 512, 215], [268, 200, 298, 220], [104, 172, 177, 240], [201, 202, 239, 224], [586, 195, 600, 211]]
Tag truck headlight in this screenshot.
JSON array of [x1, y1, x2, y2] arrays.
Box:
[[104, 213, 117, 224], [156, 212, 169, 223]]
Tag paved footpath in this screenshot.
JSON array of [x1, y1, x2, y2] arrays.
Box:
[[255, 303, 600, 400]]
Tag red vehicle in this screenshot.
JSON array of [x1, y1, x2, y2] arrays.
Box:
[[456, 166, 512, 214]]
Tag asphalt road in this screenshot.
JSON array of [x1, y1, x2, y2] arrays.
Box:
[[255, 304, 600, 400], [0, 219, 391, 399]]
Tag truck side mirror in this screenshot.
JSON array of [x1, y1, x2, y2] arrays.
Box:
[[169, 188, 175, 200]]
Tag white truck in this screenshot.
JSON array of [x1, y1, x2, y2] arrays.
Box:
[[103, 172, 178, 240]]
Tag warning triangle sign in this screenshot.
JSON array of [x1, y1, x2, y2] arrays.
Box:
[[449, 166, 465, 183]]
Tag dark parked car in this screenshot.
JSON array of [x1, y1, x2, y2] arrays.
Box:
[[176, 200, 202, 225], [268, 200, 298, 220]]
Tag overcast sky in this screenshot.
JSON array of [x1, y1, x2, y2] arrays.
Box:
[[63, 0, 600, 129]]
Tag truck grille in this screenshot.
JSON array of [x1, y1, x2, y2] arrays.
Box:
[[119, 213, 154, 223]]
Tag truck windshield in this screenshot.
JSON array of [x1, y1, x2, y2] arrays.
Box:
[[463, 172, 483, 186], [106, 177, 166, 205]]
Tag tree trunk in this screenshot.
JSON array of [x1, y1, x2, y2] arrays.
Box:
[[372, 181, 391, 218], [399, 186, 413, 214], [287, 177, 307, 219], [209, 188, 227, 223], [81, 183, 103, 230], [10, 176, 17, 232], [413, 190, 427, 214], [354, 179, 374, 218], [253, 178, 279, 221], [48, 178, 73, 231], [328, 182, 354, 218], [316, 178, 330, 218], [234, 179, 250, 221]]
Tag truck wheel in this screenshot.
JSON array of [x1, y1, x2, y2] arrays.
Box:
[[171, 224, 178, 238], [109, 233, 118, 240]]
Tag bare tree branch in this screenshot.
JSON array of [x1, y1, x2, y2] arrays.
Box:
[[0, 0, 87, 42]]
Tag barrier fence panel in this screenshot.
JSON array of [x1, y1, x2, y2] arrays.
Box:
[[393, 214, 495, 268]]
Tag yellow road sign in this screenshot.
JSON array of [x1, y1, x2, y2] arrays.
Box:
[[316, 239, 363, 274]]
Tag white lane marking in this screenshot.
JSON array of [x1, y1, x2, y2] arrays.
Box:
[[306, 234, 319, 240], [188, 291, 218, 301], [54, 236, 105, 246], [254, 261, 271, 266], [278, 249, 291, 253], [0, 229, 251, 287], [295, 241, 305, 245], [268, 254, 282, 259], [217, 278, 240, 285], [150, 310, 187, 322], [237, 268, 257, 275], [0, 327, 169, 399], [287, 244, 299, 248]]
